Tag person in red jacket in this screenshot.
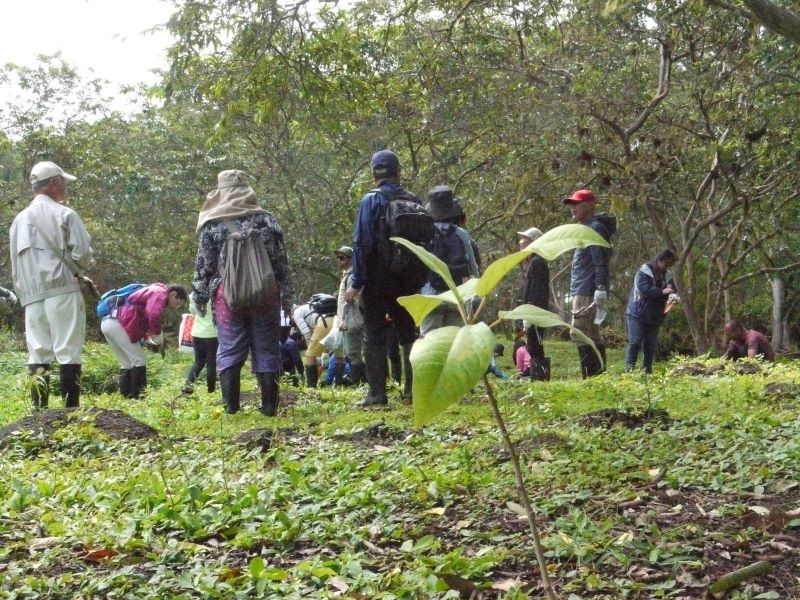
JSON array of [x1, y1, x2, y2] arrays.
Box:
[[100, 283, 187, 398]]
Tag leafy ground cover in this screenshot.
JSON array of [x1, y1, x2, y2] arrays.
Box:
[[0, 333, 798, 599]]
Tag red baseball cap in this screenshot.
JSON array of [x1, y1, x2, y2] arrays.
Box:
[[561, 189, 596, 204]]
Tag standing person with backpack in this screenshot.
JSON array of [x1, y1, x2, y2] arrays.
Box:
[[291, 293, 337, 388], [562, 189, 617, 378], [420, 186, 480, 335], [192, 170, 294, 416], [10, 161, 94, 409], [518, 227, 551, 381], [344, 150, 432, 407], [100, 283, 187, 398]]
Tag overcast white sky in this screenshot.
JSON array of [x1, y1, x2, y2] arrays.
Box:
[[1, 0, 175, 89]]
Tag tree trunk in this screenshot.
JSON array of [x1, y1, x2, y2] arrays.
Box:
[[771, 276, 793, 352]]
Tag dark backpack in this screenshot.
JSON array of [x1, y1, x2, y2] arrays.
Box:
[[374, 188, 435, 288], [309, 293, 337, 317], [221, 217, 277, 312], [96, 283, 146, 319], [429, 223, 471, 292]]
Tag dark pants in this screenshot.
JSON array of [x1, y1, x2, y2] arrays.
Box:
[[186, 337, 219, 391], [361, 286, 416, 401], [214, 285, 281, 374], [527, 326, 545, 363], [625, 316, 660, 373]]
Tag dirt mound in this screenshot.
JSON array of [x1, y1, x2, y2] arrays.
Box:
[[0, 408, 157, 446], [580, 407, 672, 429], [763, 382, 800, 400], [234, 427, 298, 453], [331, 421, 407, 443], [669, 362, 726, 377]]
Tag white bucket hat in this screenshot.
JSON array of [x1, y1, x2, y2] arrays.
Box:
[[517, 226, 543, 241]]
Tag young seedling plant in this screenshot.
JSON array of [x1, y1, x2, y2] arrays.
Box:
[[394, 223, 609, 600]]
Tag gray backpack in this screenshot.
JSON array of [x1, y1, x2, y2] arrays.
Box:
[[221, 217, 276, 312]]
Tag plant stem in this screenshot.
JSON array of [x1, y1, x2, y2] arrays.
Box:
[[483, 375, 558, 600]]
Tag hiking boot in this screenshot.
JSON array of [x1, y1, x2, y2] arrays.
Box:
[[59, 364, 81, 408], [257, 372, 279, 416], [181, 381, 194, 396]]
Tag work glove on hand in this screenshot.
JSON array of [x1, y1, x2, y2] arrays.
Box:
[[0, 292, 18, 305], [667, 293, 680, 304], [593, 289, 608, 308]]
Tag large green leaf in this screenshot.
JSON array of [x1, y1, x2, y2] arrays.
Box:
[[397, 294, 448, 326], [391, 237, 461, 303], [398, 277, 478, 326], [475, 224, 610, 297], [411, 323, 495, 426], [527, 224, 609, 261], [499, 304, 602, 365]]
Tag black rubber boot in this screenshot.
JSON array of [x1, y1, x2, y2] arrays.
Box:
[[358, 345, 388, 407], [530, 359, 546, 382], [401, 343, 414, 403], [131, 366, 147, 399], [579, 345, 602, 378], [119, 369, 133, 398], [577, 346, 592, 379], [257, 372, 279, 416], [389, 354, 402, 385], [28, 364, 50, 409], [597, 344, 607, 374], [543, 357, 551, 381], [333, 361, 345, 386], [304, 364, 318, 389], [60, 364, 81, 408], [349, 363, 365, 385], [220, 366, 242, 414]]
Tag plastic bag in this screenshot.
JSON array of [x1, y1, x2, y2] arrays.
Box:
[[178, 313, 195, 353], [321, 317, 344, 352]]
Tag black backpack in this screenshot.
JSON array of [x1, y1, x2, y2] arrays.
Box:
[[429, 223, 471, 292], [374, 188, 435, 288], [220, 217, 277, 313], [309, 293, 337, 327]]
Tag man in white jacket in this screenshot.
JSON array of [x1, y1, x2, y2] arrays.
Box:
[[10, 161, 94, 408]]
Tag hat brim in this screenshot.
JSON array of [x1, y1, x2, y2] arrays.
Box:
[[562, 196, 592, 205], [62, 172, 76, 181]]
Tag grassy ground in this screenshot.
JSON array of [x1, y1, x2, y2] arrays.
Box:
[[0, 331, 798, 599]]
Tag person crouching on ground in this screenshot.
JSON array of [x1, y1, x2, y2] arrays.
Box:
[[101, 283, 187, 398], [723, 320, 775, 363]]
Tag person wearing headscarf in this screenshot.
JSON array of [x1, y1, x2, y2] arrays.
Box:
[[192, 170, 293, 416]]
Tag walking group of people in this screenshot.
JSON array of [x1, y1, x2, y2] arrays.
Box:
[[3, 155, 776, 414]]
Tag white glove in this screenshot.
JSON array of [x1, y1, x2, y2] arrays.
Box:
[[593, 289, 608, 308], [667, 293, 680, 304], [9, 292, 19, 305], [149, 333, 164, 346]]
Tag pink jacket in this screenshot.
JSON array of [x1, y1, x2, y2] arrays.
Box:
[[117, 283, 169, 343]]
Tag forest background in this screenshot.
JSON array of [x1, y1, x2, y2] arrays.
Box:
[[1, 0, 800, 356]]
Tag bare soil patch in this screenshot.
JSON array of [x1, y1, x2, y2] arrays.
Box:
[[0, 408, 157, 446]]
